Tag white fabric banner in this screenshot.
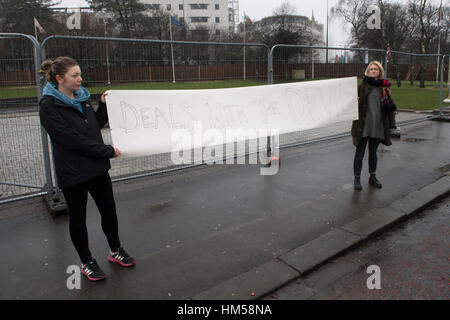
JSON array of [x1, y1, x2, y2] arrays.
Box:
[[105, 77, 358, 158]]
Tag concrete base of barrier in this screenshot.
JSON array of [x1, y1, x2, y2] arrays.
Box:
[[430, 115, 450, 122], [44, 191, 67, 219]]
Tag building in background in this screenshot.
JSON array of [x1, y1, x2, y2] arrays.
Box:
[[140, 0, 239, 35]]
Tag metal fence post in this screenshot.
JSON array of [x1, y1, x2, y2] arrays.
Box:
[[384, 50, 388, 79], [268, 50, 273, 85], [39, 43, 67, 216], [266, 48, 274, 162], [447, 55, 450, 103], [439, 54, 445, 117]]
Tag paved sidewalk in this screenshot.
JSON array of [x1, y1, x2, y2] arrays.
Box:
[[0, 120, 448, 299], [263, 196, 449, 300]]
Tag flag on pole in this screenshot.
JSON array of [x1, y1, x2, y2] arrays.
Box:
[[34, 17, 46, 33], [171, 16, 184, 28], [386, 45, 391, 63], [243, 12, 252, 24], [438, 0, 443, 20]]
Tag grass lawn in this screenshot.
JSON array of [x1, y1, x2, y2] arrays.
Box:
[[357, 78, 450, 110], [2, 78, 449, 111], [387, 80, 450, 110], [0, 80, 266, 100]]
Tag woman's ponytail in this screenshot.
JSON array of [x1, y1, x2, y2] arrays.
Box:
[[38, 57, 78, 84]]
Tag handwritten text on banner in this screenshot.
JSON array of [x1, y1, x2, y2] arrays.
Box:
[[105, 77, 358, 157]]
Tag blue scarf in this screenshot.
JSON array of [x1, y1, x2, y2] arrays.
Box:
[[43, 82, 90, 114]]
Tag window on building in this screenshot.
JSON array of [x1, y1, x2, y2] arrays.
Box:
[[191, 17, 209, 23], [179, 4, 183, 10], [215, 17, 220, 23], [179, 17, 184, 23], [215, 4, 219, 10], [190, 4, 208, 10], [167, 4, 171, 10], [215, 30, 220, 35]]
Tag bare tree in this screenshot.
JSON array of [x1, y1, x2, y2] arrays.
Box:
[[88, 0, 147, 38], [406, 0, 443, 87], [332, 0, 448, 86], [331, 0, 371, 49]]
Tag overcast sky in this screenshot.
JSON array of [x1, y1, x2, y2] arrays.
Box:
[[52, 0, 447, 47]]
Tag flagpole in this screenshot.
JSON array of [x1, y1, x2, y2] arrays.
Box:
[[435, 0, 442, 82], [326, 0, 329, 64], [243, 16, 246, 81], [169, 16, 176, 83], [34, 17, 38, 41]]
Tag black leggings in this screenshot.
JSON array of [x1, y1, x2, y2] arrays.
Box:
[[353, 137, 381, 177], [62, 173, 121, 264]]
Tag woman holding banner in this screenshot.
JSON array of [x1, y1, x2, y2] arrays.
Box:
[[39, 56, 135, 281], [351, 60, 397, 191]]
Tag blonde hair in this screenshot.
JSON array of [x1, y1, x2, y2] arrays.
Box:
[[364, 60, 384, 79]]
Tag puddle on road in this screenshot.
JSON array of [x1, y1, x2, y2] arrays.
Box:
[[146, 200, 170, 214], [342, 183, 353, 191]]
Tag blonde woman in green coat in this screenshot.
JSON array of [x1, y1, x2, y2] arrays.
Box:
[[351, 61, 396, 190]]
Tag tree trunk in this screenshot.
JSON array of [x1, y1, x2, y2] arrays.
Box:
[[392, 55, 401, 87], [418, 0, 427, 88], [419, 64, 426, 88], [409, 54, 414, 85]]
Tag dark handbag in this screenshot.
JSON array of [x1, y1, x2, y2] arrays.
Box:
[[381, 92, 397, 113]]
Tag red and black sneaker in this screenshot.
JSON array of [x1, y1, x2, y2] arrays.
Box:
[[81, 259, 106, 281], [108, 247, 135, 267]]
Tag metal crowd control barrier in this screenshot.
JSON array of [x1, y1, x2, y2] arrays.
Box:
[[40, 36, 271, 214], [0, 33, 448, 211], [389, 50, 448, 117], [268, 44, 386, 84], [0, 33, 59, 211], [266, 44, 448, 151], [41, 35, 271, 84]]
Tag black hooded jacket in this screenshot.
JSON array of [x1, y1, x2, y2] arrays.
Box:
[[39, 96, 115, 189]]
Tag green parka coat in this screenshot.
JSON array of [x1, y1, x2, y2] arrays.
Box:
[[351, 81, 396, 147]]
